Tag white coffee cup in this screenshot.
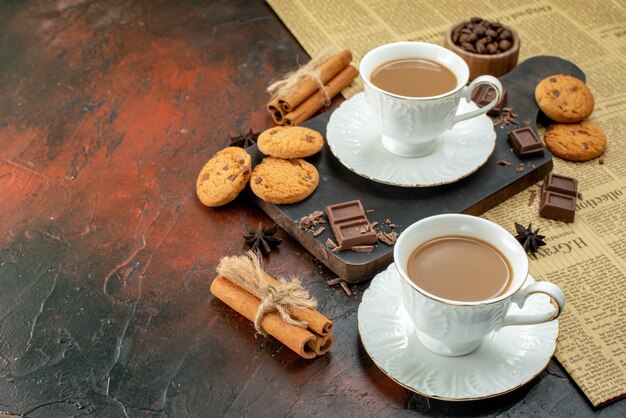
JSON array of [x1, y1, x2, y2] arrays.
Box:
[[394, 214, 565, 356], [359, 42, 503, 158]]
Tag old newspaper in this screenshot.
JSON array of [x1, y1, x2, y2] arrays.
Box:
[[268, 0, 626, 406]]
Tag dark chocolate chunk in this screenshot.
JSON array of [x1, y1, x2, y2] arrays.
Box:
[[325, 200, 377, 249], [543, 173, 578, 197], [472, 86, 507, 116], [540, 191, 576, 223], [508, 127, 544, 158]]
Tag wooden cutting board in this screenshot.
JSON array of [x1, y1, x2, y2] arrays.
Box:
[[249, 56, 584, 282]]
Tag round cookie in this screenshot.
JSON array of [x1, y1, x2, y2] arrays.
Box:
[[196, 147, 251, 207], [257, 126, 324, 158], [544, 121, 606, 162], [535, 74, 594, 123], [250, 157, 319, 204]]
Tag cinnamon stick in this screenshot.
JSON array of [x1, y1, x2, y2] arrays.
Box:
[[312, 333, 334, 355], [284, 65, 358, 126], [279, 49, 352, 113], [211, 276, 318, 359], [267, 97, 285, 125], [263, 273, 333, 336]]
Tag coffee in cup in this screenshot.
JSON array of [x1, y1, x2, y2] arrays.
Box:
[[394, 214, 565, 356], [370, 58, 457, 97], [407, 235, 511, 302]]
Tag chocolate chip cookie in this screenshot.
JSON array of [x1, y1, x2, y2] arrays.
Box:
[[250, 157, 319, 204], [535, 74, 594, 123], [196, 147, 252, 207], [544, 121, 606, 161], [257, 126, 324, 159]]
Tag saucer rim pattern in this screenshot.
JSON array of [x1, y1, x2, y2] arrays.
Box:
[[326, 92, 497, 188], [357, 263, 559, 401]]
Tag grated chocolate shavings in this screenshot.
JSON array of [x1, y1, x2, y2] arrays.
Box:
[[516, 163, 525, 173], [312, 226, 326, 237], [298, 210, 326, 230], [326, 277, 343, 286], [326, 238, 342, 252], [351, 245, 375, 253], [376, 230, 398, 246], [340, 281, 352, 296], [493, 107, 519, 127], [577, 192, 583, 201], [497, 159, 512, 167], [528, 189, 537, 206]]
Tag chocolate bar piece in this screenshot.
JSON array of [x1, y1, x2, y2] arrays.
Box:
[[471, 86, 507, 116], [325, 200, 377, 249], [508, 127, 545, 158], [540, 191, 576, 223], [543, 172, 578, 197]]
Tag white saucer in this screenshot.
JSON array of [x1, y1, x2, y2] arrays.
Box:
[[326, 93, 496, 187], [358, 264, 559, 401]]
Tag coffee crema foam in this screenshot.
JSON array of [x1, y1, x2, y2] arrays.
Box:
[[406, 235, 511, 302], [370, 58, 457, 97]]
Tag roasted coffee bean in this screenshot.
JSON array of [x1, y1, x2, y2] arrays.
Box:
[[452, 17, 514, 55], [499, 39, 512, 51], [461, 42, 477, 53], [476, 36, 489, 46], [500, 30, 513, 41]]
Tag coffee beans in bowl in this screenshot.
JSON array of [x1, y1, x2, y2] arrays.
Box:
[[444, 17, 520, 80]]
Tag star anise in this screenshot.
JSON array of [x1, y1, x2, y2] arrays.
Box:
[[228, 129, 259, 148], [514, 222, 546, 254], [244, 222, 282, 255]]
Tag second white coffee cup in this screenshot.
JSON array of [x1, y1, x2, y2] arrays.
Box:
[[394, 214, 565, 356], [359, 42, 502, 158]]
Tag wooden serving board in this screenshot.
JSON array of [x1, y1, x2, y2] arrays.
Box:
[[249, 56, 584, 282]]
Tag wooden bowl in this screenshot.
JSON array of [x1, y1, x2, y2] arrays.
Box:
[[444, 21, 520, 80]]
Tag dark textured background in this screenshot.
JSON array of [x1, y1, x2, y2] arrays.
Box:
[[0, 1, 623, 416]]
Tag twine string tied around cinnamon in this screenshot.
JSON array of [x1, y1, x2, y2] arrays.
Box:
[[266, 48, 338, 106], [216, 251, 317, 336]]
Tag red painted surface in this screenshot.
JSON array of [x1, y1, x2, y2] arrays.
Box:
[[0, 1, 623, 416]]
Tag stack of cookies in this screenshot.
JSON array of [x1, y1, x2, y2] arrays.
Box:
[[251, 126, 323, 204], [195, 126, 323, 207], [535, 74, 606, 161]]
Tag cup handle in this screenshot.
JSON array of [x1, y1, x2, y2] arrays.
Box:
[[501, 281, 566, 327], [452, 75, 503, 125]]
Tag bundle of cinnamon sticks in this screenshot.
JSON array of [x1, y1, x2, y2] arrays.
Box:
[[267, 49, 358, 126], [210, 252, 334, 359]]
